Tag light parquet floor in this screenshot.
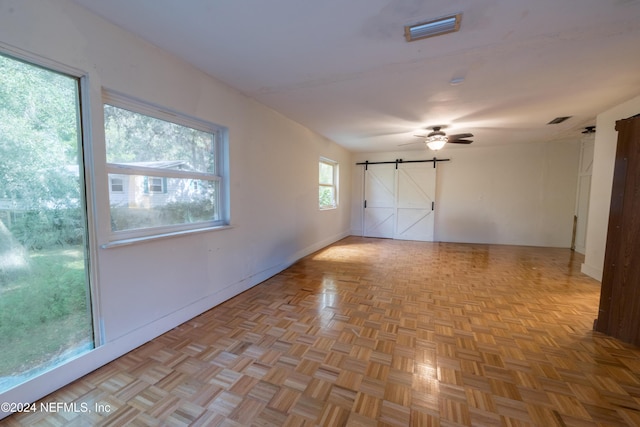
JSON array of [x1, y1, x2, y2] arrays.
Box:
[[4, 236, 640, 426]]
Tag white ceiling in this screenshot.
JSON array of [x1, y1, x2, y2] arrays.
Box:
[[72, 0, 640, 152]]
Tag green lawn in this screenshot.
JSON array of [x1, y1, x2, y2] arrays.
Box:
[[0, 247, 93, 383]]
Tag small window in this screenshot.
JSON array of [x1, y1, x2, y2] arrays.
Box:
[[103, 92, 228, 239], [147, 177, 164, 193], [319, 158, 338, 209], [110, 177, 124, 192]]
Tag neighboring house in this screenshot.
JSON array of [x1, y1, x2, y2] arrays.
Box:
[[0, 160, 203, 229], [108, 160, 206, 209]]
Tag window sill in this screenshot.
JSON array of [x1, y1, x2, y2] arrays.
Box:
[[100, 225, 232, 249]]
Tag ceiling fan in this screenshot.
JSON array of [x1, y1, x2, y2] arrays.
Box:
[[401, 126, 474, 150]]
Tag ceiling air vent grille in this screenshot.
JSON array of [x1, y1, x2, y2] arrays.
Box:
[[404, 13, 462, 42], [547, 116, 572, 125]]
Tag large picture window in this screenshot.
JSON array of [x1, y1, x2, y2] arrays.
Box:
[[103, 93, 228, 240], [0, 53, 93, 393]]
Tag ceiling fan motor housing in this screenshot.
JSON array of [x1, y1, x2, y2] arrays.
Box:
[[428, 127, 447, 138]]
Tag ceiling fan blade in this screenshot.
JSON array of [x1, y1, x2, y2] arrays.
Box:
[[398, 141, 423, 146], [448, 139, 473, 144], [448, 133, 473, 139], [413, 134, 427, 138]]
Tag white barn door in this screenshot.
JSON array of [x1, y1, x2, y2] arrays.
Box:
[[395, 164, 436, 241], [363, 162, 436, 241], [363, 164, 396, 238]]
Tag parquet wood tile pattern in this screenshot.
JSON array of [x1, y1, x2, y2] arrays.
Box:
[[4, 237, 640, 426]]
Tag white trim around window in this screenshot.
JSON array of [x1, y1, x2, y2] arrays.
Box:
[[102, 90, 229, 243]]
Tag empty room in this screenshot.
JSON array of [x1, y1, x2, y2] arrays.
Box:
[[2, 0, 640, 426]]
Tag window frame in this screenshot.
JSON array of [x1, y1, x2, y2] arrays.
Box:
[[103, 91, 229, 243], [319, 157, 339, 210]]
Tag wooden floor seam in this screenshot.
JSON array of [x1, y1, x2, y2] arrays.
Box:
[[3, 236, 640, 427]]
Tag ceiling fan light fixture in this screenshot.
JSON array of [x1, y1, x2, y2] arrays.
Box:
[[405, 13, 462, 42], [426, 134, 448, 150]]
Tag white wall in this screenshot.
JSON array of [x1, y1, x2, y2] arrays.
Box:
[[581, 94, 640, 281], [352, 140, 580, 247], [0, 0, 351, 412]]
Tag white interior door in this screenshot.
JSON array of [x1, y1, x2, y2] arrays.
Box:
[[363, 164, 396, 238], [395, 164, 436, 241], [363, 162, 436, 241]]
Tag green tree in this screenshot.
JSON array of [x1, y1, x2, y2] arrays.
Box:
[[104, 104, 215, 173], [0, 54, 82, 248]]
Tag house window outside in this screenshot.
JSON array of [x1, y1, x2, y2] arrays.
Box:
[[110, 177, 124, 192], [104, 93, 228, 239], [319, 158, 338, 209], [147, 177, 164, 193]]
